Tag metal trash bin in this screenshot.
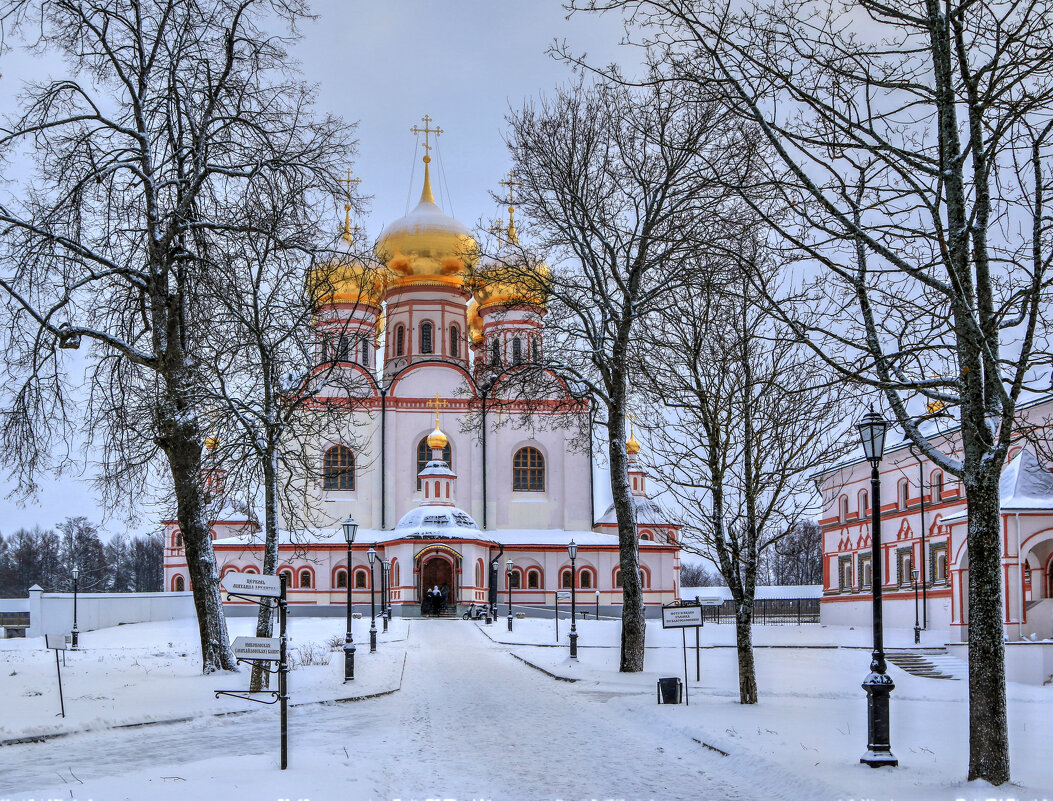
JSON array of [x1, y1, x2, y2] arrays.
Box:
[[657, 677, 682, 704]]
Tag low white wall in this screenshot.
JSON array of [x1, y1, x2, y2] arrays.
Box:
[[0, 598, 30, 611], [947, 641, 1053, 685], [820, 594, 952, 632], [27, 587, 196, 637]]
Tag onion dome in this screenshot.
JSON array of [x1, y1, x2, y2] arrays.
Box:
[[473, 201, 549, 311], [375, 156, 477, 289], [427, 425, 449, 450], [466, 298, 484, 345], [204, 436, 220, 451], [626, 432, 641, 455], [309, 211, 386, 308]]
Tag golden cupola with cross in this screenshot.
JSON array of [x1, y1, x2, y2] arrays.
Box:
[[375, 116, 478, 289]]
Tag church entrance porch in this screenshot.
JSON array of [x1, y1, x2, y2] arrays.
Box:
[[419, 553, 457, 616]]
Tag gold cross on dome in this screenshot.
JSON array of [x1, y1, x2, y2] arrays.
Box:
[[498, 171, 521, 204], [411, 115, 443, 157], [338, 168, 361, 203], [427, 392, 449, 428]]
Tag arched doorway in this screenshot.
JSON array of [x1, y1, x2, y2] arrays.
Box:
[[419, 554, 456, 615]]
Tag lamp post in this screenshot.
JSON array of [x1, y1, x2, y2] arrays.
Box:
[[368, 546, 377, 653], [506, 559, 514, 632], [71, 565, 80, 650], [568, 540, 578, 660], [912, 567, 921, 645], [595, 589, 600, 621], [856, 409, 897, 767], [341, 517, 358, 682], [382, 560, 390, 632]]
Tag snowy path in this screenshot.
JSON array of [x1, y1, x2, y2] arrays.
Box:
[[1, 621, 763, 800]]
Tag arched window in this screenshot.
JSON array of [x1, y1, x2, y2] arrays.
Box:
[[392, 560, 400, 587], [395, 325, 405, 356], [614, 569, 623, 589], [335, 569, 348, 589], [513, 447, 545, 492], [531, 338, 541, 362], [838, 495, 848, 521], [475, 560, 483, 587], [491, 339, 501, 366], [898, 480, 909, 510], [527, 569, 541, 590], [936, 552, 947, 583], [323, 445, 355, 491], [931, 471, 943, 502], [361, 338, 371, 367], [561, 568, 573, 589], [299, 570, 313, 589], [174, 575, 185, 592], [508, 570, 521, 589], [417, 437, 452, 489], [337, 335, 350, 362], [420, 321, 434, 354], [354, 569, 368, 589], [512, 336, 523, 363], [174, 531, 183, 548], [450, 325, 460, 358], [278, 568, 293, 587], [579, 570, 593, 589], [858, 489, 868, 517]]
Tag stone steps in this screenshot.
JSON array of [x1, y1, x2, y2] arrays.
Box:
[[885, 647, 966, 680]]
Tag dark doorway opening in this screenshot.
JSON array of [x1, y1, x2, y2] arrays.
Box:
[[420, 556, 455, 615]]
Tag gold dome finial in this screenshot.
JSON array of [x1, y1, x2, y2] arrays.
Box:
[[411, 115, 443, 205], [426, 392, 450, 450], [204, 435, 220, 452], [338, 169, 362, 245], [626, 414, 641, 455], [498, 171, 522, 245]]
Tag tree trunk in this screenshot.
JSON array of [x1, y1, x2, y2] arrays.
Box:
[[161, 412, 237, 674], [250, 444, 281, 692], [608, 401, 646, 672], [964, 465, 1010, 783], [735, 601, 758, 704]]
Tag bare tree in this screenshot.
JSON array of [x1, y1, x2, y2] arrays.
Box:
[[568, 0, 1053, 782], [504, 76, 745, 671], [763, 520, 823, 586], [0, 0, 355, 672], [642, 246, 851, 703]]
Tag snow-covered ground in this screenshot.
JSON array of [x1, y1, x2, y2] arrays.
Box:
[[0, 616, 1049, 800], [0, 616, 408, 741]]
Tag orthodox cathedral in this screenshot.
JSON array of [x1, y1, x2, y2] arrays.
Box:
[[163, 120, 682, 616]]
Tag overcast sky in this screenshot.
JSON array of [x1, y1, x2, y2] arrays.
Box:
[[0, 1, 630, 536]]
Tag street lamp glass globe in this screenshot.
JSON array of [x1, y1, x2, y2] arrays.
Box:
[[341, 517, 359, 544], [71, 566, 79, 580], [368, 546, 377, 565], [856, 409, 889, 464], [567, 539, 578, 560]]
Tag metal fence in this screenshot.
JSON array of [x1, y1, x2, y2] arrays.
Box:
[[700, 598, 820, 625]]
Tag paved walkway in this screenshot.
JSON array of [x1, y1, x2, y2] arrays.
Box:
[[1, 621, 756, 800]]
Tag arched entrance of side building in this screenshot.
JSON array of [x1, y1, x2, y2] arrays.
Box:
[[417, 546, 460, 616]]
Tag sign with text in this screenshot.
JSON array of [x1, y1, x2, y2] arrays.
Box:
[[661, 604, 703, 629], [231, 636, 282, 661], [222, 572, 281, 598], [696, 595, 724, 607]]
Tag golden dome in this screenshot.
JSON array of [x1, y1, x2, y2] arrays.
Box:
[[204, 436, 220, 451], [626, 433, 641, 455], [375, 158, 477, 289], [427, 426, 449, 450], [466, 298, 484, 345], [309, 257, 386, 307], [473, 258, 550, 312]]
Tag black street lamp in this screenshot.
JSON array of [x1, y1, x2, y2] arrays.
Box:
[[912, 567, 921, 645], [368, 546, 378, 653], [568, 539, 578, 660], [506, 559, 514, 632], [382, 560, 390, 632], [342, 517, 358, 682], [856, 409, 897, 767], [595, 589, 600, 621], [71, 565, 80, 650]]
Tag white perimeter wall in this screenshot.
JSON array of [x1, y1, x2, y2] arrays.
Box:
[[820, 595, 953, 632], [27, 587, 196, 637]]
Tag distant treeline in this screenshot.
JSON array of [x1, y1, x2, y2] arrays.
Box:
[[0, 516, 162, 598]]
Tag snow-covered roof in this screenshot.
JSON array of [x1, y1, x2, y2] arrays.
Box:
[[596, 497, 677, 527], [392, 506, 493, 541], [681, 584, 823, 600], [214, 526, 668, 548], [999, 448, 1053, 510]]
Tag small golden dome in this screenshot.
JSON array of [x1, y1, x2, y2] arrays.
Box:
[[626, 433, 641, 455], [473, 259, 550, 312], [427, 426, 449, 450], [309, 249, 386, 308], [375, 159, 477, 289], [466, 298, 484, 345], [204, 436, 220, 451]]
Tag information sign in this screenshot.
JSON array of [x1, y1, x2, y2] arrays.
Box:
[[231, 636, 282, 661], [662, 604, 704, 628], [45, 633, 70, 650], [222, 572, 282, 598]]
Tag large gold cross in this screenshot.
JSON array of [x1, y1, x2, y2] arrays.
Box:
[[427, 392, 449, 428], [338, 169, 361, 203], [411, 115, 443, 157], [498, 171, 521, 204]]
